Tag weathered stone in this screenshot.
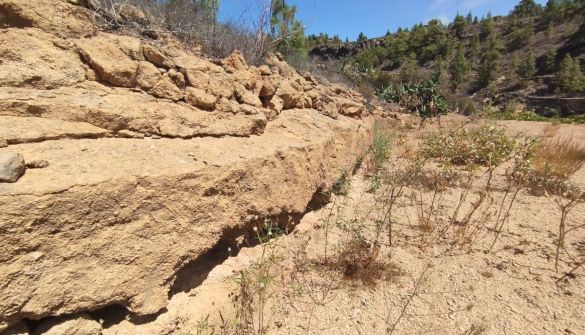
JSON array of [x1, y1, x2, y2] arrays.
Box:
[[268, 95, 284, 114], [150, 74, 183, 101], [168, 69, 185, 89], [185, 87, 217, 110], [0, 0, 96, 38], [215, 97, 241, 114], [117, 130, 144, 139], [0, 152, 25, 183], [235, 83, 262, 108], [221, 50, 248, 73], [0, 138, 7, 148], [33, 314, 101, 335], [143, 44, 174, 69], [136, 61, 162, 91], [276, 80, 304, 109], [185, 70, 234, 99], [258, 65, 272, 76], [0, 29, 86, 89], [76, 34, 139, 87], [259, 76, 278, 97]]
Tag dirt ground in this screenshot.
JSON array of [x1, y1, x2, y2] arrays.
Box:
[[103, 116, 585, 335]]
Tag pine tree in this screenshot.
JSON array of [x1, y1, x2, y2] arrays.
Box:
[[453, 13, 467, 38], [357, 32, 368, 42], [466, 12, 473, 24], [517, 50, 536, 80], [512, 0, 543, 18], [271, 0, 307, 60], [449, 43, 470, 90], [479, 34, 502, 87], [555, 54, 585, 94], [470, 33, 481, 64], [480, 13, 494, 39], [543, 49, 557, 73]]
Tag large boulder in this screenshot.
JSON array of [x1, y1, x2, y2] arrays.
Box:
[[0, 0, 96, 38], [0, 29, 86, 88], [185, 87, 217, 110], [76, 34, 139, 87]]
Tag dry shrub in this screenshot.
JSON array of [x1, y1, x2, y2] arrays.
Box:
[[532, 137, 585, 179], [325, 238, 403, 287], [93, 0, 273, 64]]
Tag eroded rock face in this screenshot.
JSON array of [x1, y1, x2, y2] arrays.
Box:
[[0, 0, 370, 331], [0, 0, 96, 37], [0, 29, 86, 88]]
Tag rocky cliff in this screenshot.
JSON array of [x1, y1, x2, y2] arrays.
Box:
[[0, 1, 370, 333]]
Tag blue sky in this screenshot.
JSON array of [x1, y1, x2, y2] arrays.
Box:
[[219, 0, 547, 41]]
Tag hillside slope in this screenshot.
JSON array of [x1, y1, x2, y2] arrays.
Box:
[[310, 0, 585, 116]]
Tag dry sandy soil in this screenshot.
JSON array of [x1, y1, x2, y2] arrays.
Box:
[[103, 116, 585, 335]]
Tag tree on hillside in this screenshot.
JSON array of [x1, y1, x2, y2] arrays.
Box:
[[512, 0, 543, 17], [271, 0, 307, 62], [480, 13, 494, 39], [510, 21, 534, 49], [543, 49, 557, 73], [466, 12, 473, 24], [470, 33, 481, 64], [453, 13, 467, 38], [544, 0, 562, 22], [554, 54, 585, 94], [400, 55, 420, 84], [357, 32, 368, 42], [479, 34, 503, 87], [517, 50, 536, 80], [449, 43, 470, 90]]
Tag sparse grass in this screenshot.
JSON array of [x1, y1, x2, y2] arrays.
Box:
[[483, 105, 585, 125], [532, 138, 585, 180]]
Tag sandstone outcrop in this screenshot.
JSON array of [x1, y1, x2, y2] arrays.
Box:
[[0, 0, 370, 332]]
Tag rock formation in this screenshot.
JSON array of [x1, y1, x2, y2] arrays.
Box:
[[0, 0, 370, 333]]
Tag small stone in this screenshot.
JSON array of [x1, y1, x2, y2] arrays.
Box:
[[0, 137, 7, 148], [25, 160, 50, 169], [0, 153, 26, 183], [117, 130, 144, 139], [151, 134, 161, 139]]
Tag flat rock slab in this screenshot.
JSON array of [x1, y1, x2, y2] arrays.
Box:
[[0, 83, 267, 138], [0, 110, 369, 330], [0, 116, 109, 144]]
